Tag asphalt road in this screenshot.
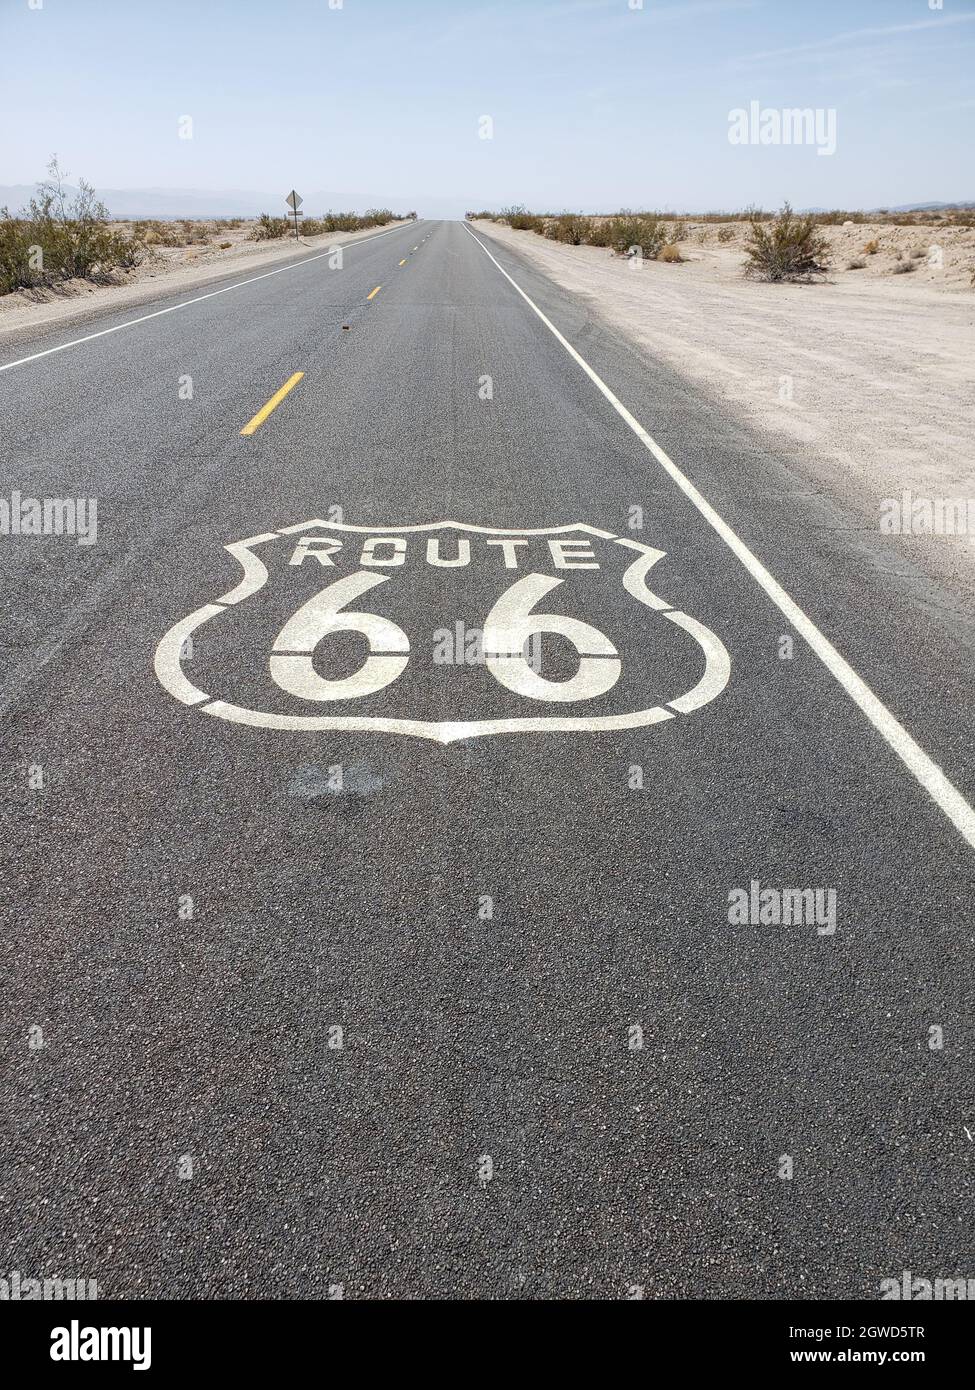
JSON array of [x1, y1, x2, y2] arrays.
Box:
[[1, 218, 973, 1300]]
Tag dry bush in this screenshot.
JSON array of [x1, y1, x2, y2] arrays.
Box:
[[0, 157, 142, 294], [863, 239, 880, 255], [252, 209, 400, 241], [132, 219, 214, 247], [180, 219, 212, 245], [586, 221, 613, 247], [717, 226, 735, 243], [658, 243, 684, 263], [251, 214, 290, 240], [606, 215, 666, 258], [500, 205, 546, 232], [546, 213, 591, 245], [132, 220, 180, 246], [815, 210, 867, 225], [744, 203, 830, 282], [846, 258, 867, 270]]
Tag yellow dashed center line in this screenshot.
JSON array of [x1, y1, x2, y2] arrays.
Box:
[[367, 285, 382, 300], [240, 372, 304, 437]]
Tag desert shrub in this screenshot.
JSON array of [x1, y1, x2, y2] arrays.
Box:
[[863, 238, 880, 255], [179, 218, 211, 244], [112, 233, 144, 269], [892, 259, 916, 274], [658, 243, 684, 263], [815, 210, 866, 225], [669, 219, 687, 243], [846, 258, 867, 270], [251, 213, 289, 240], [911, 248, 925, 259], [218, 240, 232, 250], [132, 219, 177, 246], [586, 220, 613, 247], [321, 211, 359, 231], [500, 205, 545, 232], [546, 213, 591, 245], [0, 216, 37, 294], [251, 208, 405, 240], [743, 203, 830, 281], [306, 209, 400, 234], [0, 157, 142, 294], [132, 219, 213, 247], [606, 215, 666, 258], [717, 225, 735, 243]]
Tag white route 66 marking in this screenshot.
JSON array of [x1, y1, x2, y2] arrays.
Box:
[[154, 520, 731, 743]]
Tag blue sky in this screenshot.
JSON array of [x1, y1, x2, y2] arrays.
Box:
[[1, 0, 973, 215]]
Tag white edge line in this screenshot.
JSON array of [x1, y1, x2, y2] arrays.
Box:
[[461, 221, 975, 852], [0, 222, 419, 374]]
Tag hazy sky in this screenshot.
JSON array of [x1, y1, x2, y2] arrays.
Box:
[[2, 0, 973, 214]]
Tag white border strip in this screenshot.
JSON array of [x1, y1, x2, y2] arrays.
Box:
[[462, 222, 975, 851], [0, 222, 418, 374]]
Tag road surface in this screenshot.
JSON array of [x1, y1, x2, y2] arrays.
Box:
[[2, 218, 973, 1299]]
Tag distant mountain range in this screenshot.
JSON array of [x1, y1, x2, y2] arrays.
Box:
[[0, 183, 463, 219], [800, 201, 974, 213], [885, 201, 975, 212], [0, 184, 971, 221]]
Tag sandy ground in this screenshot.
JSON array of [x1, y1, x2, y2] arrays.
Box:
[[0, 219, 411, 347], [474, 217, 975, 595]]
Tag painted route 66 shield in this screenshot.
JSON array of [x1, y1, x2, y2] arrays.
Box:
[[154, 520, 730, 743]]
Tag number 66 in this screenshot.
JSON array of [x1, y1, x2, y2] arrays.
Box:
[[268, 571, 620, 704]]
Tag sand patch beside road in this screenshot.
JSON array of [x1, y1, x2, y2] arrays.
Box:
[[474, 219, 975, 594]]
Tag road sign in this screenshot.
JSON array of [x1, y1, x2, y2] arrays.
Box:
[[285, 189, 303, 241], [154, 520, 731, 744]]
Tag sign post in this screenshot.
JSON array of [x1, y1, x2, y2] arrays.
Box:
[[286, 189, 303, 242]]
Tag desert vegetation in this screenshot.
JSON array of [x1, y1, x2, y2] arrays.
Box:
[[250, 208, 403, 240], [483, 206, 679, 261], [743, 204, 831, 281], [470, 205, 975, 231], [0, 172, 412, 298], [0, 158, 142, 295], [130, 217, 244, 247], [471, 201, 975, 285]]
